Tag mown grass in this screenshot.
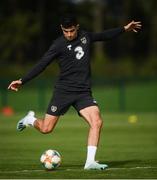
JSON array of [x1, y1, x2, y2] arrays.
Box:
[[0, 112, 157, 179]]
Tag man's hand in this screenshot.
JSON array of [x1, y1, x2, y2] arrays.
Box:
[[8, 79, 22, 91], [124, 20, 142, 33]]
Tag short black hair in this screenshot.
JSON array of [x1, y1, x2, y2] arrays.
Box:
[[60, 13, 78, 28]]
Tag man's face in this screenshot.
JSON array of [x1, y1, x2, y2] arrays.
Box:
[[61, 25, 79, 41]]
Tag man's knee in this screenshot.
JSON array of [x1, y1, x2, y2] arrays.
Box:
[[91, 116, 103, 129], [95, 118, 103, 129], [41, 127, 53, 134], [39, 115, 59, 134]]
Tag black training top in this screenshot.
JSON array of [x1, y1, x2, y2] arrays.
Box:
[[21, 27, 125, 92]]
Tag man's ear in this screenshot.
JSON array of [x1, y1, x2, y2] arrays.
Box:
[[76, 24, 80, 30]]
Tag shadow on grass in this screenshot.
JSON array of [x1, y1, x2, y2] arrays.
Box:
[[104, 159, 143, 168], [50, 160, 147, 171]]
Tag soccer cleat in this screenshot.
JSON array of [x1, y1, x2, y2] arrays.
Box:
[[16, 111, 35, 131], [84, 161, 108, 170]]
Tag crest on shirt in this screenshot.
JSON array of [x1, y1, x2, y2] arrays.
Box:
[[51, 105, 57, 112], [67, 44, 72, 50], [81, 37, 87, 44]]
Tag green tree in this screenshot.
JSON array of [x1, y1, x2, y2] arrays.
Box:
[[0, 13, 40, 64]]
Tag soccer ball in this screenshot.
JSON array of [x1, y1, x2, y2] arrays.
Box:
[[40, 149, 61, 170]]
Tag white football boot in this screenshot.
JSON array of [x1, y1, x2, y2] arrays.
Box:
[[16, 111, 36, 131], [84, 161, 108, 170]]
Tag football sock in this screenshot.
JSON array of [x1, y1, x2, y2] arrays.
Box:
[[86, 146, 97, 164]]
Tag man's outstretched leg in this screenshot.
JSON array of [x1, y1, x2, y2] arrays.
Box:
[[17, 111, 59, 134], [79, 106, 108, 170]]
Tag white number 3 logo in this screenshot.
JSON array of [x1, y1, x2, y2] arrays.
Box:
[[74, 46, 84, 60]]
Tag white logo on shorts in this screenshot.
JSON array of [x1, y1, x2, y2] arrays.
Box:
[[51, 106, 57, 112], [93, 99, 97, 104]]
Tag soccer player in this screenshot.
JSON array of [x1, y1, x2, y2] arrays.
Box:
[[8, 14, 141, 170]]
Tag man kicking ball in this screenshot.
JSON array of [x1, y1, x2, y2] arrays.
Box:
[[8, 14, 142, 170]]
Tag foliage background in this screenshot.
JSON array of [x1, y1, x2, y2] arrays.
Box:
[[0, 0, 157, 113], [0, 0, 157, 79]]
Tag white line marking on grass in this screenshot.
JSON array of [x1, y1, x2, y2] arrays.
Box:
[[106, 166, 157, 171], [0, 170, 43, 173], [0, 167, 157, 173], [66, 167, 157, 171]]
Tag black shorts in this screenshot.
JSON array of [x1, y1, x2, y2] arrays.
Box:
[[47, 90, 98, 116]]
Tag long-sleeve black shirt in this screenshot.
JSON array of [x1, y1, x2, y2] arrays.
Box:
[[21, 27, 125, 92]]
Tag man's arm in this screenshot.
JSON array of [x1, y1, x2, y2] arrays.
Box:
[[89, 20, 142, 42], [8, 43, 58, 91]]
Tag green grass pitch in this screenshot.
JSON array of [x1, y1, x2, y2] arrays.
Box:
[[0, 112, 157, 179]]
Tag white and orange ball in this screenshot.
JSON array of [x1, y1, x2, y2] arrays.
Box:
[[40, 149, 61, 170]]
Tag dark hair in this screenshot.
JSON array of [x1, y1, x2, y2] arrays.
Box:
[[60, 13, 78, 28]]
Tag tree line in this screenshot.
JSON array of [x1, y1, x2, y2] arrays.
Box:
[[0, 0, 156, 78]]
